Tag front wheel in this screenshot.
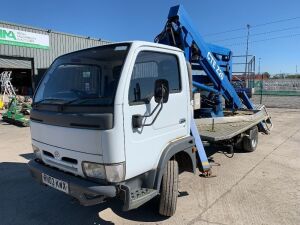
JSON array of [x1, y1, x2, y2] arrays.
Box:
[[159, 159, 179, 217], [243, 126, 258, 152]]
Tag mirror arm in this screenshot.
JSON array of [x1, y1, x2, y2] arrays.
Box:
[[143, 99, 161, 118], [143, 101, 163, 127], [132, 81, 168, 129]]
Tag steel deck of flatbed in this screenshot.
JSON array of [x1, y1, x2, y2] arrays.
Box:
[[195, 107, 269, 142]]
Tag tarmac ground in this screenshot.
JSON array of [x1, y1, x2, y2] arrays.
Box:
[[0, 108, 299, 225]]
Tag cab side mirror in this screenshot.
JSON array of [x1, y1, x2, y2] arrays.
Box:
[[132, 79, 169, 129], [154, 79, 169, 103]]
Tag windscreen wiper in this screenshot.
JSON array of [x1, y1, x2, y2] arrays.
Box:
[[33, 96, 103, 109], [33, 98, 68, 107], [33, 97, 84, 111], [61, 96, 99, 105]]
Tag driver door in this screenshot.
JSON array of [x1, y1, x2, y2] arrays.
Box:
[[123, 47, 189, 179]]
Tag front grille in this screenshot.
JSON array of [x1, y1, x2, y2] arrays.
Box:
[[42, 150, 79, 173], [61, 157, 78, 165], [43, 150, 54, 158], [44, 158, 78, 172]]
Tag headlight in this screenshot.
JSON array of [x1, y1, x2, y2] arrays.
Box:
[[82, 162, 125, 183], [82, 162, 106, 180], [105, 163, 125, 183], [32, 144, 42, 159]]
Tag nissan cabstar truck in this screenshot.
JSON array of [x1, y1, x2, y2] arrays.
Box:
[[28, 5, 271, 217]]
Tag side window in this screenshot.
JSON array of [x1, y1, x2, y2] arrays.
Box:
[[128, 51, 181, 104]]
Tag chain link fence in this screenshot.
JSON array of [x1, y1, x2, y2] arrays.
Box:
[[251, 78, 300, 109]]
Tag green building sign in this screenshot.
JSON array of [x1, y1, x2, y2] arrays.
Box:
[[0, 27, 49, 49]]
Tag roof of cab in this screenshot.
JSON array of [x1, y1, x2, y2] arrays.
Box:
[[127, 41, 183, 52], [57, 40, 183, 59]]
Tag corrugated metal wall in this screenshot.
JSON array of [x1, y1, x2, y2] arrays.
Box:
[[0, 58, 31, 69], [0, 21, 110, 74]]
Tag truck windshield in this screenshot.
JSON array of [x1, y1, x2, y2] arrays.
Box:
[[34, 44, 130, 106]]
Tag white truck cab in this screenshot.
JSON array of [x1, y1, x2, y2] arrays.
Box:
[[28, 41, 197, 216]]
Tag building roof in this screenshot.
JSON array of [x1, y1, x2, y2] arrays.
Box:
[[0, 20, 110, 43]]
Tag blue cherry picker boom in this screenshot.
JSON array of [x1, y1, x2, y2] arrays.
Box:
[[155, 5, 272, 175]]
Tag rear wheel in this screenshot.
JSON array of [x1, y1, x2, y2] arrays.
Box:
[[159, 159, 179, 217], [242, 126, 258, 152]]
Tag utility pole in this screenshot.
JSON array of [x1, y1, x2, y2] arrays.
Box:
[[296, 65, 298, 74], [259, 58, 263, 104], [258, 58, 261, 75], [245, 24, 251, 87]]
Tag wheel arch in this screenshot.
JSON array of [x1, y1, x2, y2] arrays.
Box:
[[154, 136, 196, 190]]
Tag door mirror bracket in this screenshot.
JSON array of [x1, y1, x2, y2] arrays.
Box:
[[132, 79, 169, 129]]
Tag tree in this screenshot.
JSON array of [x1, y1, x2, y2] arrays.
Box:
[[262, 72, 270, 79]]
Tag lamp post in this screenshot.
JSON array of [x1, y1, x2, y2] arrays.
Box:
[[245, 24, 251, 87]]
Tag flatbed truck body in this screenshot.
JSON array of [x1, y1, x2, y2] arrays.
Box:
[[197, 106, 271, 142]]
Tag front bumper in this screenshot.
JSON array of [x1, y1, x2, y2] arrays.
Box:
[[28, 159, 117, 206]]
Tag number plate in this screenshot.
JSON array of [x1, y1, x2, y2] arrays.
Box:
[[42, 173, 69, 194]]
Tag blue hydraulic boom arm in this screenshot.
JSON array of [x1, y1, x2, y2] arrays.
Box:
[[154, 5, 270, 173], [155, 5, 254, 116]]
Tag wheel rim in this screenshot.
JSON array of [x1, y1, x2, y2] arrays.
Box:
[[251, 138, 257, 147]]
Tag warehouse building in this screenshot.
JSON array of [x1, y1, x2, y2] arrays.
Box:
[[0, 21, 110, 96]]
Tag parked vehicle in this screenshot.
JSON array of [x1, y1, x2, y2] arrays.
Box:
[[28, 5, 271, 216]]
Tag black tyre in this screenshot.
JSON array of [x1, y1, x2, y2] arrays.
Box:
[[243, 126, 258, 152], [159, 159, 179, 217]]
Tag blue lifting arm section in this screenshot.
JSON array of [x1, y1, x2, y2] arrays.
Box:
[[190, 116, 211, 173], [154, 5, 262, 173], [155, 5, 255, 114]]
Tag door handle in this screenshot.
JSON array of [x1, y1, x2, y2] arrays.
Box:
[[179, 118, 186, 124]]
